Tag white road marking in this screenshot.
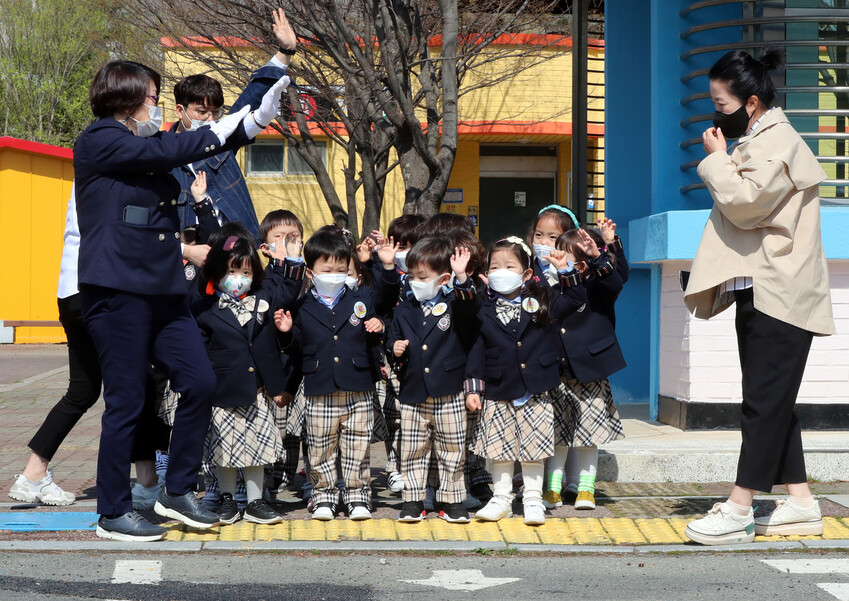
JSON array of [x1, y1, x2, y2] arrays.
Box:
[[111, 560, 162, 585], [762, 559, 849, 574], [401, 569, 521, 591], [819, 584, 849, 601]]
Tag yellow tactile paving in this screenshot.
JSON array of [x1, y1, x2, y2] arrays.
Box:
[[667, 518, 691, 541], [465, 520, 503, 542], [429, 519, 469, 541], [536, 518, 576, 545], [218, 521, 255, 541], [600, 517, 647, 545], [325, 519, 361, 541], [498, 517, 541, 544], [290, 519, 325, 541], [396, 520, 433, 541], [181, 527, 222, 542], [635, 518, 685, 544], [361, 518, 397, 540], [565, 517, 613, 545], [253, 522, 289, 541], [824, 517, 849, 539]]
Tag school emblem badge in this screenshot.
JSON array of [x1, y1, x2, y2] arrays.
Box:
[[184, 263, 196, 280], [522, 297, 540, 314], [432, 302, 448, 316], [437, 315, 451, 331], [258, 300, 270, 313], [354, 301, 367, 318], [349, 314, 361, 326]]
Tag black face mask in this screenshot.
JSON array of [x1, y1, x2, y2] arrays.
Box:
[[712, 104, 752, 139]]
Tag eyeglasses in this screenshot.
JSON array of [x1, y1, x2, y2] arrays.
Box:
[[146, 94, 160, 105], [185, 105, 225, 120]]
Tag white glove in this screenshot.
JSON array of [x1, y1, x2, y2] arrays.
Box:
[[253, 75, 291, 127], [208, 105, 252, 145]]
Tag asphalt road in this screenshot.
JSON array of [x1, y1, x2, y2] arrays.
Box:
[[1, 551, 849, 601]]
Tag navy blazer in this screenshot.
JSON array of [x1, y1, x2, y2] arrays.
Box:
[[171, 63, 288, 240], [559, 254, 627, 383], [74, 119, 251, 296], [465, 275, 586, 400], [386, 282, 479, 405], [284, 287, 383, 397], [192, 262, 299, 407]]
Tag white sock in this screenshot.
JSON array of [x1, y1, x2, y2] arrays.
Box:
[[545, 446, 570, 492], [726, 499, 751, 516], [574, 446, 598, 493], [521, 461, 544, 501], [565, 447, 579, 492], [216, 466, 237, 495], [244, 466, 265, 503], [491, 460, 514, 499]]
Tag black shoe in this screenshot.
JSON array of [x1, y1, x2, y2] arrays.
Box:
[[96, 511, 167, 542], [398, 501, 426, 523], [217, 493, 241, 525], [243, 499, 283, 524], [439, 502, 471, 523], [154, 490, 220, 529], [347, 501, 373, 520], [470, 483, 493, 503]]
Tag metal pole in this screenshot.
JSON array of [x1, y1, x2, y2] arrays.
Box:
[[571, 0, 588, 224]]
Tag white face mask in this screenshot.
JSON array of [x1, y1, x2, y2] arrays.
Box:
[[219, 274, 252, 299], [410, 274, 448, 303], [345, 276, 359, 291], [311, 273, 347, 298], [394, 250, 409, 273], [533, 244, 555, 266], [128, 103, 163, 138], [183, 115, 210, 131], [488, 269, 524, 295]]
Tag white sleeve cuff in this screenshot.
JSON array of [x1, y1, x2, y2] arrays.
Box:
[[242, 112, 265, 139], [268, 56, 287, 70]]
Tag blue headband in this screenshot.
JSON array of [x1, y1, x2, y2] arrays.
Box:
[[538, 204, 580, 229]]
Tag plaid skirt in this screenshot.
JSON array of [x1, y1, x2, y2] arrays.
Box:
[[205, 390, 284, 468], [158, 380, 179, 427], [558, 377, 624, 447], [288, 381, 387, 442], [472, 393, 555, 462]]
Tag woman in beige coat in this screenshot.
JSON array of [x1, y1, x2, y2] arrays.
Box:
[[683, 49, 834, 546]]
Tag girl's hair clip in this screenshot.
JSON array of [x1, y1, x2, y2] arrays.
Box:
[[499, 236, 533, 258], [223, 236, 239, 251], [538, 204, 580, 229]]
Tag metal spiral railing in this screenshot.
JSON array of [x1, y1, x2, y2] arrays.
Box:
[[679, 0, 849, 204]]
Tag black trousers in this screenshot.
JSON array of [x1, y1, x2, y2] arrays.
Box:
[[80, 285, 215, 516], [735, 288, 813, 492]]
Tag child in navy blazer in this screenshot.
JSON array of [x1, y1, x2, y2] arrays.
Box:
[[544, 221, 628, 511], [386, 237, 478, 523], [465, 236, 588, 526], [274, 227, 387, 521], [192, 233, 300, 526]]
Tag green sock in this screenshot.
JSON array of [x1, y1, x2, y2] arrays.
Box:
[[548, 472, 563, 492], [578, 473, 596, 493]]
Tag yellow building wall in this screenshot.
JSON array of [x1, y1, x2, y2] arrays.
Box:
[[0, 144, 73, 343]]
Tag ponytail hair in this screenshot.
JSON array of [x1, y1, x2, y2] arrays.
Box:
[[709, 47, 784, 106]]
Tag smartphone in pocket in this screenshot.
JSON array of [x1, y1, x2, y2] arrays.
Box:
[[122, 205, 150, 225]]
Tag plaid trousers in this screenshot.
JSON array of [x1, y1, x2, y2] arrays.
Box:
[[400, 392, 468, 504], [305, 390, 373, 505], [379, 368, 403, 473]]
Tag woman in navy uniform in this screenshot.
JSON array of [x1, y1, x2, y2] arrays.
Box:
[[74, 60, 284, 541]]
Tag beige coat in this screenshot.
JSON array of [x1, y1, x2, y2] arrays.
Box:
[[684, 107, 835, 335]]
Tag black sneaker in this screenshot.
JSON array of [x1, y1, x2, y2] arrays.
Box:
[[96, 511, 167, 542], [154, 490, 220, 529], [312, 501, 336, 520], [217, 493, 241, 525], [243, 499, 283, 524], [398, 501, 426, 523], [347, 501, 373, 520], [470, 483, 493, 503], [439, 502, 471, 523]]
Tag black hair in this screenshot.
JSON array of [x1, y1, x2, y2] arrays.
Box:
[[304, 225, 352, 269], [709, 48, 785, 106], [206, 221, 257, 249], [387, 214, 427, 248], [259, 209, 304, 244], [555, 228, 616, 274], [417, 213, 476, 238], [486, 238, 553, 325], [173, 74, 225, 109], [528, 207, 579, 246], [407, 236, 454, 275], [90, 61, 161, 119], [201, 233, 264, 295], [450, 230, 486, 275]]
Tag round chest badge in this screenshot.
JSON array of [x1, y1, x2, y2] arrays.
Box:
[[437, 316, 451, 331], [184, 264, 196, 280], [522, 297, 540, 314], [349, 314, 361, 326], [354, 301, 367, 318], [258, 300, 270, 313], [432, 302, 448, 316]]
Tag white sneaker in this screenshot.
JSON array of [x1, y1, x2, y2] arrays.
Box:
[[755, 498, 823, 536], [312, 503, 335, 521], [348, 502, 373, 520], [685, 502, 755, 545], [9, 472, 75, 506], [388, 471, 405, 493], [475, 495, 513, 522], [131, 482, 162, 510], [523, 498, 546, 526]]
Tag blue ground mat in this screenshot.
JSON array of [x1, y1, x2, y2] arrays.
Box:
[[0, 512, 98, 531]]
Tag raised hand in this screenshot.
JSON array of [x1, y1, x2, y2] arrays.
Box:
[[450, 247, 471, 284], [393, 339, 409, 357], [284, 232, 302, 259], [274, 309, 293, 333], [576, 229, 601, 258], [272, 8, 297, 52], [465, 393, 482, 412], [370, 230, 386, 247], [190, 170, 207, 203], [376, 236, 400, 269], [597, 218, 616, 244], [357, 237, 375, 263], [703, 126, 727, 155], [546, 249, 574, 271]]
